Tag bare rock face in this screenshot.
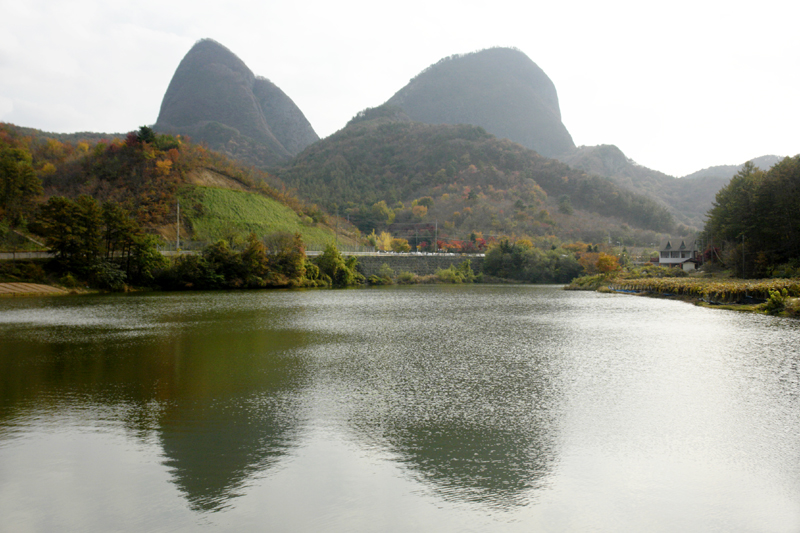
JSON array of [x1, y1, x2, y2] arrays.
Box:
[[155, 39, 318, 167], [386, 47, 575, 158]]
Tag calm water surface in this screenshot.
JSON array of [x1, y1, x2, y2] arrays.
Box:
[[0, 285, 798, 532]]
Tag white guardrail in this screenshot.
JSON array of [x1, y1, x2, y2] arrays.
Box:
[[1, 250, 485, 260]]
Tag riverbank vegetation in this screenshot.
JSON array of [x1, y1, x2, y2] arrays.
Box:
[[29, 195, 166, 290], [158, 233, 334, 290], [0, 228, 618, 292], [608, 276, 799, 302], [0, 234, 360, 291], [565, 155, 800, 317], [3, 121, 796, 305], [367, 260, 479, 285], [567, 267, 800, 317], [482, 238, 583, 283]]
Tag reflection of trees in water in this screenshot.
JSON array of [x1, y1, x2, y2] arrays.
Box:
[[382, 419, 554, 508], [131, 328, 311, 513], [159, 392, 302, 512], [333, 323, 562, 509], [0, 298, 311, 513]]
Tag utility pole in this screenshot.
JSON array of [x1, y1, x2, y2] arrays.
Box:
[[742, 233, 745, 278]]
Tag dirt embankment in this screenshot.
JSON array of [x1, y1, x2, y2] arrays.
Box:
[[0, 283, 69, 297], [184, 168, 248, 191]]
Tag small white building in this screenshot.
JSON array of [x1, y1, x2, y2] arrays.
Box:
[[658, 239, 700, 271]]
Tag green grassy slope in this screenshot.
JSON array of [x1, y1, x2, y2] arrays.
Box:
[[178, 185, 343, 247]]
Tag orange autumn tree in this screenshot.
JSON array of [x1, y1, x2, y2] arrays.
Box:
[[578, 252, 600, 274], [596, 253, 621, 273]]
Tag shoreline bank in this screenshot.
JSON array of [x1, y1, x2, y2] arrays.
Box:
[[589, 279, 800, 319]]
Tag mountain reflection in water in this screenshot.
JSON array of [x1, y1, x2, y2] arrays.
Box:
[[0, 286, 798, 532], [318, 289, 563, 508], [0, 292, 311, 513]]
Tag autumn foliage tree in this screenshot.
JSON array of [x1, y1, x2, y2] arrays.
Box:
[[390, 238, 411, 253], [596, 253, 621, 273], [0, 134, 42, 225]]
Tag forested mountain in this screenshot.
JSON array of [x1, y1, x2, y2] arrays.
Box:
[[352, 47, 781, 233], [1, 123, 363, 290], [556, 145, 787, 230], [386, 48, 575, 158], [276, 106, 674, 245], [681, 155, 784, 180], [0, 126, 126, 145], [154, 39, 318, 167], [148, 42, 773, 235]]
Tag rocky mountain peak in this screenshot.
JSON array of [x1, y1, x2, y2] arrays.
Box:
[[155, 39, 318, 167], [386, 47, 575, 158]]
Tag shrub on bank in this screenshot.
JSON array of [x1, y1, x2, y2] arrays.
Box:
[[314, 244, 364, 287], [436, 260, 477, 283], [764, 288, 790, 315], [396, 271, 417, 284], [565, 273, 612, 290], [368, 263, 395, 285], [0, 260, 47, 284]]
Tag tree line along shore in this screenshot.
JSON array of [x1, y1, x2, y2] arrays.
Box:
[[2, 121, 798, 318]]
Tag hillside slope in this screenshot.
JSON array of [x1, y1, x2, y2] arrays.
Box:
[[681, 155, 785, 180], [177, 186, 342, 248], [155, 39, 319, 167], [557, 146, 788, 229], [0, 123, 347, 247], [386, 48, 575, 158], [277, 107, 674, 244]]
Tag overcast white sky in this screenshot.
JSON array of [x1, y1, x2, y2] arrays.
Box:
[[0, 0, 797, 176]]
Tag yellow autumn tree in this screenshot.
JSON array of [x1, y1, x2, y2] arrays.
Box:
[[390, 238, 411, 253], [376, 231, 393, 251]]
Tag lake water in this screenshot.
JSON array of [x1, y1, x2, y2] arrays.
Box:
[[0, 285, 798, 532]]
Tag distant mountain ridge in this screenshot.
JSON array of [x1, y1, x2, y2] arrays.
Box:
[[681, 155, 784, 180], [386, 48, 575, 158], [556, 145, 788, 229], [155, 39, 318, 167]]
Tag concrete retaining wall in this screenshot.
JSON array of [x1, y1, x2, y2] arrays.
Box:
[[0, 252, 53, 260], [0, 250, 485, 278], [353, 254, 484, 277]]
